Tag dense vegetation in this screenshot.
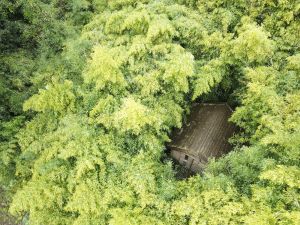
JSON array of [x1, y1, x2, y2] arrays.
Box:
[[0, 0, 299, 224]]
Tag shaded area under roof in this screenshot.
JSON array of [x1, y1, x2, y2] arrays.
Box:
[[168, 103, 237, 164]]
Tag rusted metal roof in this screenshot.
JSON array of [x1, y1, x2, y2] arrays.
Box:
[[168, 103, 237, 163]]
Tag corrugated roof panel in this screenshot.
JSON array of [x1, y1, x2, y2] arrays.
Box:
[[168, 103, 237, 162]]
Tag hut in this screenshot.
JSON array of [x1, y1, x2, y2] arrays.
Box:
[[168, 103, 237, 172]]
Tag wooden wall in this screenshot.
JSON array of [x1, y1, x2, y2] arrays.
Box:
[[170, 149, 204, 172]]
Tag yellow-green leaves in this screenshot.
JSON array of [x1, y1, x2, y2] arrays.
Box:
[[84, 45, 127, 91], [6, 1, 300, 224], [286, 54, 300, 71], [108, 0, 150, 10], [171, 188, 245, 225], [65, 179, 104, 216], [89, 95, 117, 127], [232, 20, 274, 63], [134, 72, 161, 96], [260, 165, 300, 188], [82, 2, 203, 137], [162, 50, 194, 93], [192, 59, 225, 100], [23, 80, 75, 113], [122, 10, 150, 34], [260, 91, 300, 160], [147, 18, 176, 43], [113, 97, 157, 135], [230, 66, 280, 140], [246, 66, 278, 86]]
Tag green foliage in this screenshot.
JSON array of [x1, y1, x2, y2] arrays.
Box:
[[231, 20, 275, 64], [113, 97, 158, 135], [192, 59, 225, 99], [230, 67, 280, 141], [260, 165, 300, 188], [84, 46, 127, 91], [1, 0, 300, 224], [23, 80, 76, 114]]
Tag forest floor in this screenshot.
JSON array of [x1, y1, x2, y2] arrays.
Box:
[[0, 189, 19, 225]]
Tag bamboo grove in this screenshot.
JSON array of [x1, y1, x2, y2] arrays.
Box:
[[0, 0, 299, 224]]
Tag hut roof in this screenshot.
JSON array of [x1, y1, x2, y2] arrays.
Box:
[[168, 103, 237, 162]]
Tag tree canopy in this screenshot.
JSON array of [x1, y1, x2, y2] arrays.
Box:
[[0, 0, 299, 224]]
